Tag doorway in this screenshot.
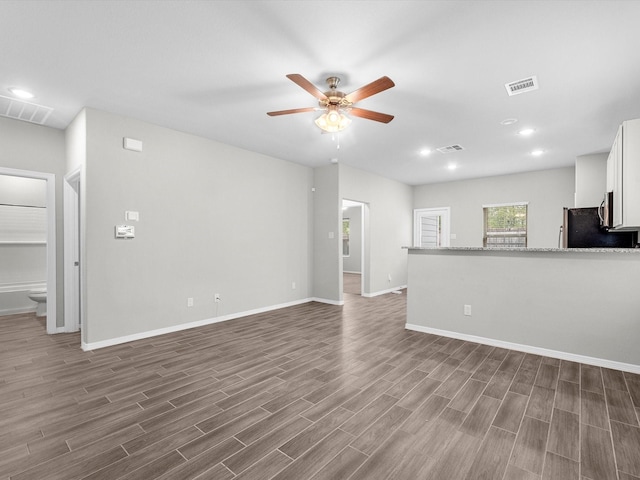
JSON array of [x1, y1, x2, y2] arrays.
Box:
[[413, 207, 451, 247], [0, 167, 57, 333], [342, 199, 366, 297]]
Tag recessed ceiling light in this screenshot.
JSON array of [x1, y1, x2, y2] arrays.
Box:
[[518, 128, 535, 136], [419, 148, 431, 156], [531, 149, 545, 156], [447, 164, 457, 170], [8, 87, 35, 99], [501, 118, 518, 126]]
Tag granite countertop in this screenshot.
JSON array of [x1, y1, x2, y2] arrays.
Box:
[[404, 246, 640, 253]]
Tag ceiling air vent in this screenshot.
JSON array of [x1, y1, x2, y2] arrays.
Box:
[[437, 144, 464, 154], [505, 75, 539, 96], [0, 95, 53, 125]]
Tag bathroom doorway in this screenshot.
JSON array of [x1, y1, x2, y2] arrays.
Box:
[[342, 199, 366, 297], [0, 167, 57, 333]]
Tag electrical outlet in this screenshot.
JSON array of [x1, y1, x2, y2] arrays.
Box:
[[291, 281, 296, 290], [214, 293, 221, 303], [464, 304, 472, 316], [388, 274, 392, 283], [187, 297, 194, 307]]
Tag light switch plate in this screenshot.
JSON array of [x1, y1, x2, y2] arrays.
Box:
[[125, 211, 139, 221]]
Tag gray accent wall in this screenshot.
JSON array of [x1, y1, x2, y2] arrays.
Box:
[[413, 167, 575, 248], [575, 153, 607, 208], [76, 108, 313, 345], [406, 249, 640, 368], [312, 164, 341, 302], [0, 116, 66, 326]]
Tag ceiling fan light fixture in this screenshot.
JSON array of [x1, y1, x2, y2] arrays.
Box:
[[315, 109, 351, 132]]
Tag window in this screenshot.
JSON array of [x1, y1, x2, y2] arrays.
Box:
[[413, 207, 450, 247], [342, 218, 350, 256], [483, 203, 528, 247]]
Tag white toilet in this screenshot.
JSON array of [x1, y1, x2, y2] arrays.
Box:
[[28, 289, 47, 317]]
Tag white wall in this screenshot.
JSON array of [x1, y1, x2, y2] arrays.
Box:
[[575, 153, 607, 208], [340, 164, 412, 296], [78, 108, 313, 346], [0, 175, 46, 206], [413, 167, 575, 248], [0, 117, 66, 325]]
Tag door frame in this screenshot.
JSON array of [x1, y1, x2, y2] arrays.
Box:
[[0, 166, 57, 333], [341, 199, 367, 296], [413, 207, 451, 247], [64, 168, 81, 332]]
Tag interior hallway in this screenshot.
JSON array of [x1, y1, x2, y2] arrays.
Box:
[[1, 291, 639, 479]]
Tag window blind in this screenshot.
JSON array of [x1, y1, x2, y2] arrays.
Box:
[[483, 204, 527, 248]]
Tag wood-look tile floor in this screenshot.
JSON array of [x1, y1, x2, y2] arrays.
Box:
[[343, 273, 361, 296], [2, 292, 640, 480]]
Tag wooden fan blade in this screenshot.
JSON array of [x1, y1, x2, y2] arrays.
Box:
[[349, 107, 394, 123], [345, 76, 395, 103], [267, 107, 318, 116], [286, 74, 327, 101]]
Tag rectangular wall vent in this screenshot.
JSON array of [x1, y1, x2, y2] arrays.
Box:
[[505, 75, 539, 96], [437, 144, 464, 154], [0, 95, 54, 125]]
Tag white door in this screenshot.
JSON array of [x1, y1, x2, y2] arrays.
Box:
[[64, 171, 81, 332], [414, 207, 451, 247]]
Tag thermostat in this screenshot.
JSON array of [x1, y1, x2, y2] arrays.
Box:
[[115, 225, 135, 239]]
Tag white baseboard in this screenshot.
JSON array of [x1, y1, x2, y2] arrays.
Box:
[[405, 323, 640, 375], [82, 297, 315, 351], [363, 285, 407, 298], [311, 297, 345, 306], [0, 306, 37, 316]]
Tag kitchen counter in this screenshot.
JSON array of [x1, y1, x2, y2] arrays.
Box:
[[405, 246, 640, 372], [406, 246, 640, 253]]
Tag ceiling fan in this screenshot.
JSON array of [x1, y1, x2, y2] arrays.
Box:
[[267, 74, 395, 133]]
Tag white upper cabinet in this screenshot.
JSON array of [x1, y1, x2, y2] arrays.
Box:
[[607, 119, 640, 230]]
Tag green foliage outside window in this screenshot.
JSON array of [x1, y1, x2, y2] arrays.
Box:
[[484, 204, 527, 247]]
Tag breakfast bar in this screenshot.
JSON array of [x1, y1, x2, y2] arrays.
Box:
[[405, 247, 640, 372]]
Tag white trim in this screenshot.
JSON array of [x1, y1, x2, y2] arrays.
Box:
[[82, 298, 315, 351], [363, 285, 407, 298], [343, 271, 361, 275], [341, 198, 368, 297], [0, 281, 46, 293], [413, 207, 450, 247], [482, 201, 529, 208], [0, 167, 56, 333], [311, 297, 345, 306], [405, 323, 640, 375], [0, 306, 37, 316]]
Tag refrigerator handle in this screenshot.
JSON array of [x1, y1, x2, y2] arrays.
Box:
[[558, 225, 563, 249]]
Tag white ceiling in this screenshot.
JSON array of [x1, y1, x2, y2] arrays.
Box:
[[2, 1, 640, 186]]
